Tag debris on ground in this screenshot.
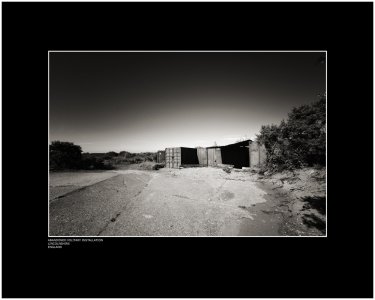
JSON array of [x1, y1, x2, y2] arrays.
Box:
[[121, 162, 165, 170], [180, 164, 203, 168], [217, 164, 234, 168], [256, 167, 326, 236], [222, 166, 232, 174]]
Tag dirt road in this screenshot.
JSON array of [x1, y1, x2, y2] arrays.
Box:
[[49, 168, 291, 236]]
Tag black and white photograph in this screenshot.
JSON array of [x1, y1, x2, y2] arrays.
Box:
[[48, 51, 327, 237], [3, 2, 373, 298]]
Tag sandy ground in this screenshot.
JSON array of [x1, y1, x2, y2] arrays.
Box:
[[257, 167, 326, 236], [49, 167, 325, 236]]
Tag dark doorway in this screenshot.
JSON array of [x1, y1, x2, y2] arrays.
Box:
[[221, 145, 249, 168]]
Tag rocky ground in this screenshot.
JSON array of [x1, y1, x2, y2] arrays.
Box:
[[254, 167, 326, 236]]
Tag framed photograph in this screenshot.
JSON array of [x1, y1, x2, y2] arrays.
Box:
[[2, 2, 373, 298]]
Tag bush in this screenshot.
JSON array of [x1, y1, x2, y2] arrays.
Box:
[[118, 151, 131, 157], [50, 141, 82, 170], [80, 156, 114, 170], [257, 95, 326, 171], [103, 151, 119, 160], [50, 141, 157, 170], [49, 141, 115, 170], [113, 151, 156, 163], [145, 156, 154, 162]]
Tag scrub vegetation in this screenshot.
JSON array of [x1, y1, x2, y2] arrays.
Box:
[[257, 95, 326, 172], [254, 95, 326, 235], [49, 141, 157, 171]]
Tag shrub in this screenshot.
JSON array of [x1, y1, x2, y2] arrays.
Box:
[[80, 153, 115, 170], [257, 95, 326, 171], [80, 156, 114, 170], [103, 151, 118, 160], [49, 141, 82, 170]]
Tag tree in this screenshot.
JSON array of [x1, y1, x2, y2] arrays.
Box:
[[106, 151, 118, 157], [49, 141, 82, 170], [119, 151, 129, 158], [104, 151, 118, 159], [257, 95, 326, 171]]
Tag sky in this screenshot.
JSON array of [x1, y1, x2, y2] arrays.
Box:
[[49, 51, 326, 153]]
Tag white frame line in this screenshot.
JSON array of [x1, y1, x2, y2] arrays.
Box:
[[48, 50, 327, 238]]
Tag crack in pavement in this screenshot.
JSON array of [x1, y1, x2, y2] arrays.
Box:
[[96, 175, 152, 236], [208, 180, 227, 202], [97, 211, 123, 236]]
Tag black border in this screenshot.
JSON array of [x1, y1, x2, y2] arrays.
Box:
[[2, 2, 373, 298]]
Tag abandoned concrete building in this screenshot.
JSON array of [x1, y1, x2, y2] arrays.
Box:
[[159, 140, 266, 169]]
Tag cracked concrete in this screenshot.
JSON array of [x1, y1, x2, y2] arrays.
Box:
[[49, 167, 292, 236]]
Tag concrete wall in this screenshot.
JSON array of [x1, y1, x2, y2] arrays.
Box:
[[207, 148, 222, 166], [249, 141, 267, 168], [197, 148, 208, 166]]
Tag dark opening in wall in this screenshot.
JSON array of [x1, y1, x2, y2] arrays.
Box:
[[221, 145, 250, 169], [181, 147, 199, 165]]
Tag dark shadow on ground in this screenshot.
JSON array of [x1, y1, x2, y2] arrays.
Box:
[[302, 196, 326, 215], [302, 213, 326, 234]]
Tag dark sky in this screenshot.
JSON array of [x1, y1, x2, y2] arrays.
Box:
[[49, 51, 326, 153]]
